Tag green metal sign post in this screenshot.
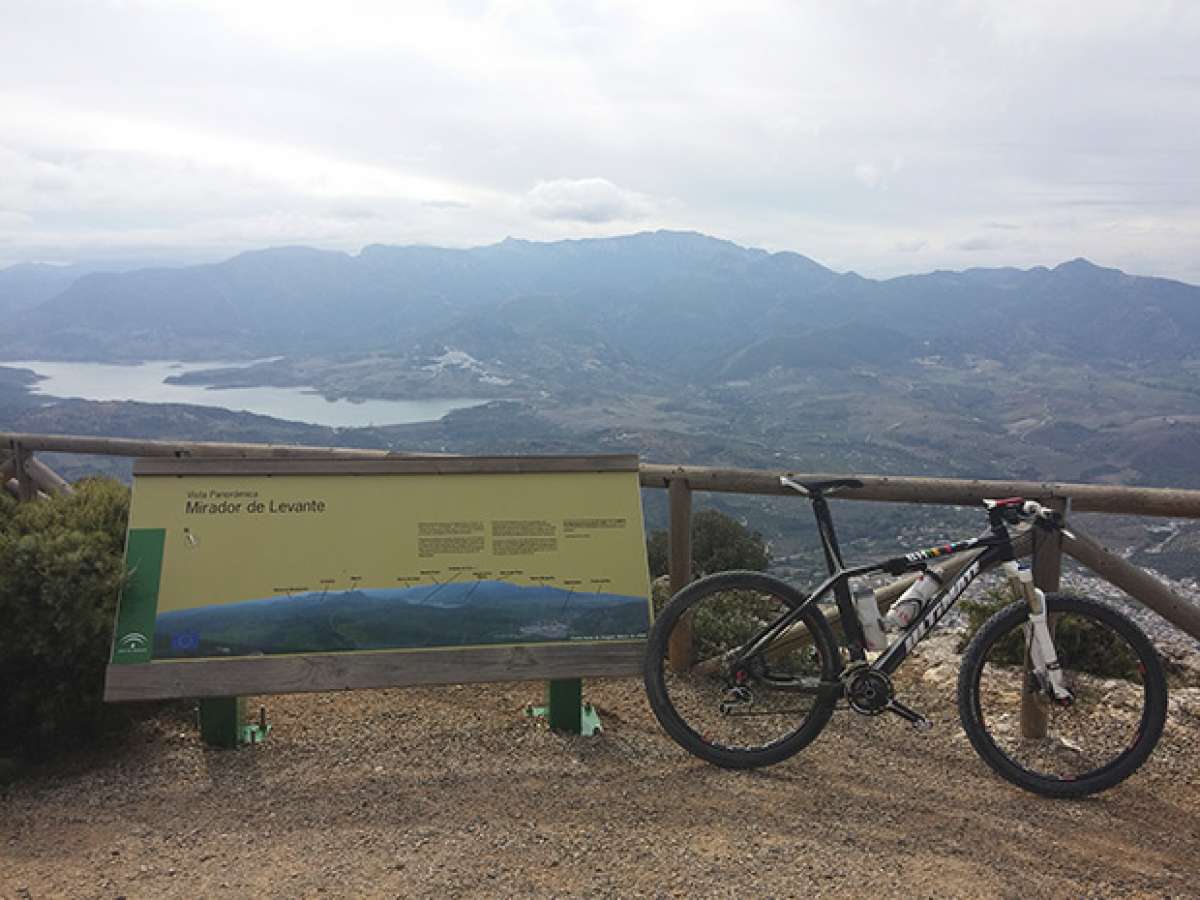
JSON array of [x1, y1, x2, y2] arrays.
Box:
[[527, 679, 602, 736], [198, 697, 270, 748]]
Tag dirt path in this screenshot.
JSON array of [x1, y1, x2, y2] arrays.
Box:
[[3, 656, 1199, 899]]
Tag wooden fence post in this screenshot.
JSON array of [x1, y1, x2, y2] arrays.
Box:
[[1021, 498, 1068, 739], [0, 454, 16, 500], [667, 476, 694, 672], [12, 442, 36, 503]]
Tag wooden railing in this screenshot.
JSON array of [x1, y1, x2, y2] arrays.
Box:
[[642, 463, 1200, 640], [5, 431, 1200, 645]]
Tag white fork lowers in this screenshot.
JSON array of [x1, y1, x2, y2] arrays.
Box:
[[1000, 559, 1074, 705]]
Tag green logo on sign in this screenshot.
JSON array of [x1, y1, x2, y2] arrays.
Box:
[[116, 632, 149, 654]]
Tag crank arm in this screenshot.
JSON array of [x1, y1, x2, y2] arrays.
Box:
[[886, 699, 931, 730]]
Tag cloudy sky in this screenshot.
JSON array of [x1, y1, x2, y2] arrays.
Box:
[[2, 1, 1199, 280]]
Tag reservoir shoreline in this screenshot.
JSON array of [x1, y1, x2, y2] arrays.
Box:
[[0, 359, 490, 429]]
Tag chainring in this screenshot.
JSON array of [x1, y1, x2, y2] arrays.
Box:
[[845, 668, 894, 716]]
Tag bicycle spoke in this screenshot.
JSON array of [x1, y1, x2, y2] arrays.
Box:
[[960, 593, 1167, 796], [657, 581, 829, 753]]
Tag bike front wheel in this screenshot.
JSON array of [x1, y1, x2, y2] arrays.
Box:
[[957, 593, 1167, 798], [643, 571, 841, 769]]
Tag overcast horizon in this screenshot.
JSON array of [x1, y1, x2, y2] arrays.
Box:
[[8, 230, 1193, 289], [3, 1, 1199, 282]]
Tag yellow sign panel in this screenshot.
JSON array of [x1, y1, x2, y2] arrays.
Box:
[[111, 458, 651, 664]]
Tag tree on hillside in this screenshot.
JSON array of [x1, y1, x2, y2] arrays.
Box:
[[646, 509, 769, 579]]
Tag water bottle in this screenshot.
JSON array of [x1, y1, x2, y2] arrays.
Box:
[[883, 571, 942, 632], [853, 587, 889, 651]]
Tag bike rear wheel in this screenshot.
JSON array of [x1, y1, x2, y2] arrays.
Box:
[[957, 593, 1167, 797], [643, 571, 840, 769]]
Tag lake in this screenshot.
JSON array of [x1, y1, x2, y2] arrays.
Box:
[[0, 359, 490, 428]]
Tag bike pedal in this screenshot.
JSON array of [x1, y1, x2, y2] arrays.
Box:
[[887, 699, 932, 731]]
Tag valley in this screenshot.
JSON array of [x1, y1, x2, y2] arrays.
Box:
[[3, 231, 1199, 583]]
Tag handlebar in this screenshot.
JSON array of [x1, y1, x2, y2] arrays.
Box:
[[983, 497, 1068, 532]]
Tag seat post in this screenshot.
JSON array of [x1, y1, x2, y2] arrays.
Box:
[[810, 490, 865, 659], [810, 492, 846, 575]]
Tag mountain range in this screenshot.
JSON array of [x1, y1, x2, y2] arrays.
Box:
[[4, 231, 1199, 372]]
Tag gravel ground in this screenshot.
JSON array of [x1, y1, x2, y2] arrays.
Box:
[[3, 639, 1199, 899]]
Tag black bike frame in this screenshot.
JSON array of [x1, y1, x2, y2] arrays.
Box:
[[728, 495, 1018, 682]]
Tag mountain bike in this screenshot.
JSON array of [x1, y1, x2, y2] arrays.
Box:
[[643, 477, 1168, 797]]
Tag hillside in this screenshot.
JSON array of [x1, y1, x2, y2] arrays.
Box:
[[0, 259, 168, 317], [0, 263, 100, 317]]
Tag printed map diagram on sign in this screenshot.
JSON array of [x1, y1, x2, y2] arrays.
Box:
[[110, 459, 652, 665]]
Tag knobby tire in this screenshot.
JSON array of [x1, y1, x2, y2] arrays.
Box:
[[643, 571, 840, 769]]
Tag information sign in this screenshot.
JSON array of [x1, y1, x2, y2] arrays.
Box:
[[104, 456, 651, 701]]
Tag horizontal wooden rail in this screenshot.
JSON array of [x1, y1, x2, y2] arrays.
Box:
[[2, 430, 1196, 647], [638, 464, 1200, 519], [1064, 526, 1200, 640], [6, 433, 1200, 518], [26, 456, 73, 495]]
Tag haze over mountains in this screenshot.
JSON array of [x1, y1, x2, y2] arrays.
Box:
[[4, 231, 1199, 371]]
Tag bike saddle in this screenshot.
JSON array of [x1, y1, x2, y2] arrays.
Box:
[[779, 476, 864, 495]]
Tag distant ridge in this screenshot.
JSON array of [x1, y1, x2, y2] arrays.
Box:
[[1, 231, 1198, 369]]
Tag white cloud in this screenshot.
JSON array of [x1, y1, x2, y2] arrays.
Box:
[[523, 178, 654, 223], [0, 92, 494, 206], [0, 1, 1198, 280], [853, 163, 884, 190], [955, 236, 1004, 252]]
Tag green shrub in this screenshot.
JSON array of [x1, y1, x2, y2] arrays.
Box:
[[687, 588, 763, 659], [650, 576, 673, 617], [646, 509, 769, 580], [958, 588, 1020, 657], [958, 588, 1141, 681], [0, 479, 131, 759]]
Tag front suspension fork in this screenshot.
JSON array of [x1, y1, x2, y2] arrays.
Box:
[[1001, 561, 1073, 705]]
